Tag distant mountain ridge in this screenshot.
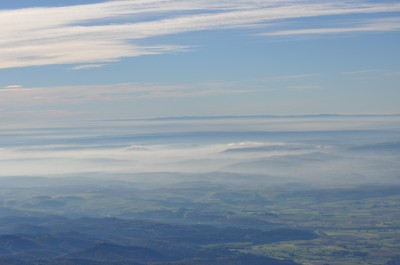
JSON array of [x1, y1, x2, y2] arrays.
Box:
[[99, 113, 400, 122]]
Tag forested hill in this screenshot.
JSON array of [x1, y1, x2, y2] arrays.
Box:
[[0, 217, 308, 265]]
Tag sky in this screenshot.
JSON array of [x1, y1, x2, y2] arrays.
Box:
[[1, 0, 400, 124]]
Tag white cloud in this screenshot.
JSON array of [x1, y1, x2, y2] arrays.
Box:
[[1, 85, 24, 89], [70, 64, 105, 70], [1, 0, 400, 68], [263, 17, 400, 36]]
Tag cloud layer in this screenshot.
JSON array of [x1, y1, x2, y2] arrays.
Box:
[[1, 116, 400, 186], [1, 0, 399, 68]]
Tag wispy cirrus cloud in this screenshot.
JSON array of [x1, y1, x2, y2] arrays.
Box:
[[341, 69, 400, 79], [0, 82, 253, 110], [1, 0, 400, 69], [263, 17, 400, 36], [1, 85, 24, 89], [342, 69, 388, 75], [0, 80, 260, 124], [0, 73, 320, 122], [71, 64, 105, 70], [0, 72, 320, 110], [288, 85, 320, 91]]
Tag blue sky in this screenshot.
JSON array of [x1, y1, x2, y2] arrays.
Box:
[[0, 0, 399, 123]]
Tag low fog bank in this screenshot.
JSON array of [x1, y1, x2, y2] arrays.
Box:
[[1, 115, 399, 186]]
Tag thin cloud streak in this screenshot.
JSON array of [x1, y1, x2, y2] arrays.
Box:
[[342, 69, 387, 75], [70, 64, 105, 70], [341, 69, 400, 80], [263, 17, 400, 36], [1, 0, 400, 68], [288, 85, 320, 91], [0, 74, 317, 122], [0, 82, 255, 109], [0, 72, 320, 108], [1, 85, 24, 89]]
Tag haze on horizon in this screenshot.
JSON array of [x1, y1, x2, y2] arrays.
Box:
[[0, 115, 399, 187]]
